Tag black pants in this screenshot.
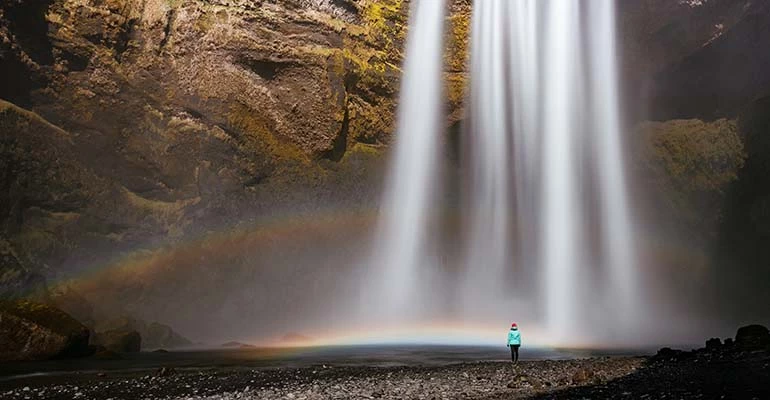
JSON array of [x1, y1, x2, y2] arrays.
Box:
[[510, 345, 520, 362]]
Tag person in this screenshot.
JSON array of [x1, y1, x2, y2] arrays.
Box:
[[507, 323, 521, 363]]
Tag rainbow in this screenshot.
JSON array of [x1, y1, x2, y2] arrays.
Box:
[[44, 203, 707, 350], [55, 205, 378, 296]]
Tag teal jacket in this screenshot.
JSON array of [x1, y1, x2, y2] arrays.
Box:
[[507, 328, 521, 346]]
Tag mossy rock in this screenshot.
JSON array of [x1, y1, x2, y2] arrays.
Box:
[[0, 299, 91, 361], [637, 118, 746, 233]]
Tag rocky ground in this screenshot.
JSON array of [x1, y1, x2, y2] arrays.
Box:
[[0, 357, 644, 400], [1, 351, 768, 400]]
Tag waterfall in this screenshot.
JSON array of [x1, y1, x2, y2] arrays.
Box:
[[461, 0, 511, 319], [588, 0, 640, 336], [366, 0, 639, 345], [465, 0, 639, 343], [366, 0, 447, 322]]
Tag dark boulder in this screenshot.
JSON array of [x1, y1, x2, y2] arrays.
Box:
[[92, 329, 141, 353], [705, 337, 722, 351], [0, 299, 90, 361], [653, 347, 693, 363], [96, 317, 190, 350], [735, 324, 770, 350]]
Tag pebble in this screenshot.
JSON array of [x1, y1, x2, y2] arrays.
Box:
[[3, 353, 768, 400]]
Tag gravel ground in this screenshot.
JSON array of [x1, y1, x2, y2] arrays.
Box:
[[1, 352, 768, 399], [0, 358, 642, 400]]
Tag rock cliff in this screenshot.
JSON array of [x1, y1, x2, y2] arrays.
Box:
[[1, 0, 769, 339]]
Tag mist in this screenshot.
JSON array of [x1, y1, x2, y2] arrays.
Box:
[[29, 0, 770, 351]]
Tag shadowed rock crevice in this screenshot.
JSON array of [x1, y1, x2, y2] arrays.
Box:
[[322, 104, 349, 162], [714, 95, 770, 318], [236, 55, 300, 81], [3, 0, 54, 65], [158, 9, 175, 55]]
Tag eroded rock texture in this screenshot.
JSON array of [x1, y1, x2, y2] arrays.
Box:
[[0, 0, 420, 287], [0, 299, 90, 361]]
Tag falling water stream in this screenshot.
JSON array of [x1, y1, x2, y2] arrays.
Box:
[[368, 0, 639, 346], [366, 0, 447, 322]]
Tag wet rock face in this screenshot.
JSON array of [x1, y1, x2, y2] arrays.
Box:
[[634, 118, 746, 237], [648, 1, 770, 120], [0, 0, 406, 299], [0, 299, 90, 361], [619, 0, 770, 120], [0, 240, 47, 300]]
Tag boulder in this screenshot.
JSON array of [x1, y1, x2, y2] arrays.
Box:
[[92, 329, 141, 353], [96, 317, 190, 350], [0, 300, 90, 361], [653, 347, 693, 362], [705, 337, 722, 351], [735, 324, 770, 350]]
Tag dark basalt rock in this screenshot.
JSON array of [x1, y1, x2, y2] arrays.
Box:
[[0, 299, 90, 361], [655, 324, 770, 365], [735, 324, 770, 350], [653, 347, 694, 363], [705, 337, 722, 351], [96, 316, 190, 350]]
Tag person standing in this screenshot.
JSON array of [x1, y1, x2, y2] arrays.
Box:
[[507, 323, 521, 363]]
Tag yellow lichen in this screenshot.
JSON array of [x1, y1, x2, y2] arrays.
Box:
[[226, 104, 309, 166], [446, 10, 471, 72]]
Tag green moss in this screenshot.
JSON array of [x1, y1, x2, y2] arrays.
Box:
[[363, 0, 406, 59], [292, 1, 409, 146], [639, 118, 747, 228], [642, 119, 745, 193], [348, 142, 384, 157], [226, 104, 308, 164]]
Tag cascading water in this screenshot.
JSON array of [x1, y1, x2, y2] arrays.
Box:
[[366, 0, 640, 345], [588, 0, 640, 336], [461, 0, 511, 319], [366, 0, 447, 322], [465, 0, 640, 343]]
